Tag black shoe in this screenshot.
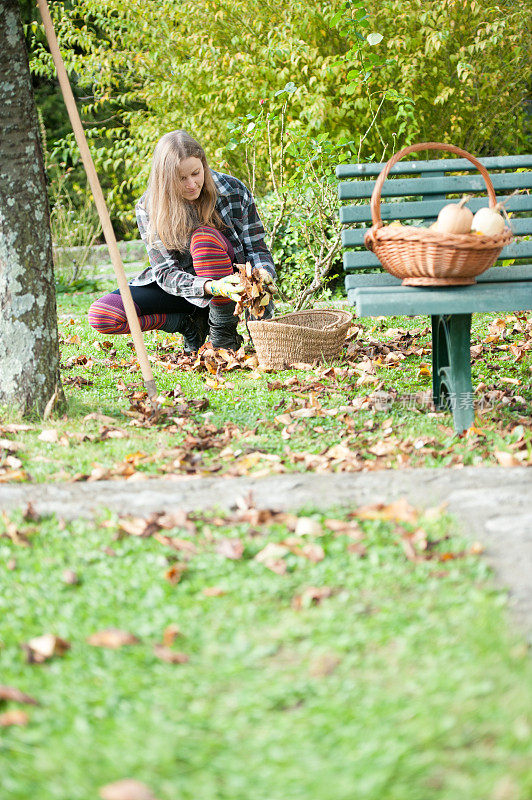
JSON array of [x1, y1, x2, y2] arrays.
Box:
[[208, 301, 244, 350], [160, 312, 207, 355], [187, 307, 209, 354]]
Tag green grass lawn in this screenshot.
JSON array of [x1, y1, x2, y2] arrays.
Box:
[[1, 280, 531, 483], [1, 283, 531, 799], [1, 503, 532, 800]]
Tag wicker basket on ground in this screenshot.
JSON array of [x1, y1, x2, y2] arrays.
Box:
[[248, 309, 352, 369], [364, 142, 513, 286]]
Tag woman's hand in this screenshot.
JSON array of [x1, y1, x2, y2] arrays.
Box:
[[257, 268, 278, 294], [206, 274, 245, 302]]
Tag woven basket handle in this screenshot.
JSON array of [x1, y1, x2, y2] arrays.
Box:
[[369, 142, 498, 230]]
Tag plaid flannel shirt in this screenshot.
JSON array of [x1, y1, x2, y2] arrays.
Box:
[[131, 170, 276, 307]]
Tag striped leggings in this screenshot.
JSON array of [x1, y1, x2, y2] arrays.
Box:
[[88, 226, 233, 334]]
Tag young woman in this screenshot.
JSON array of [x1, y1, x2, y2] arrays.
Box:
[[88, 130, 276, 351]]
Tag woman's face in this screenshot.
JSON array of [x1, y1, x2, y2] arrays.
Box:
[[177, 156, 205, 201]]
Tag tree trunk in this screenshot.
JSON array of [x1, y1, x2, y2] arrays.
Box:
[[0, 0, 64, 416]]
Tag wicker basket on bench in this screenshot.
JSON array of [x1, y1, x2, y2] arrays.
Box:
[[248, 309, 352, 369], [364, 142, 513, 286]]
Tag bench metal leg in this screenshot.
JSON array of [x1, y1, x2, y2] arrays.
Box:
[[431, 314, 474, 434]]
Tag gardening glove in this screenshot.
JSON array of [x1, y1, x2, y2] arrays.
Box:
[[208, 274, 245, 302], [258, 267, 278, 294]]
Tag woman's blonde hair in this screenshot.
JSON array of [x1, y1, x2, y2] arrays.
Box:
[[146, 130, 223, 251]]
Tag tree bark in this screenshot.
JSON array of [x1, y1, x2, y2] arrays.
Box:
[[0, 0, 64, 416]]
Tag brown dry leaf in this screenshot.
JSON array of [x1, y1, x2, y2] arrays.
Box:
[[0, 423, 32, 433], [0, 709, 29, 727], [99, 779, 157, 800], [1, 511, 31, 547], [202, 586, 227, 597], [354, 498, 419, 525], [38, 429, 59, 443], [87, 629, 140, 649], [292, 586, 334, 610], [324, 519, 364, 539], [62, 569, 80, 585], [0, 686, 39, 705], [294, 517, 323, 537], [255, 542, 289, 564], [65, 334, 81, 345], [162, 624, 182, 646], [233, 262, 273, 318], [153, 644, 189, 664], [153, 534, 197, 558], [23, 633, 71, 663], [0, 438, 23, 453], [347, 542, 368, 557], [118, 515, 160, 538], [164, 563, 187, 585], [299, 543, 325, 563], [63, 375, 93, 388], [215, 538, 244, 560], [494, 450, 522, 467], [83, 412, 120, 425], [22, 502, 40, 522]]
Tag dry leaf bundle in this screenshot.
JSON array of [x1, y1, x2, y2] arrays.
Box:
[[234, 262, 272, 318]]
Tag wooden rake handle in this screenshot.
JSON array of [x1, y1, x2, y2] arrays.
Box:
[[36, 0, 158, 402]]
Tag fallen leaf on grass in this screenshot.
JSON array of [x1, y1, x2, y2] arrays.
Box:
[[62, 569, 80, 585], [118, 516, 160, 538], [294, 517, 323, 537], [292, 586, 334, 610], [153, 534, 197, 558], [0, 465, 29, 482], [215, 538, 244, 560], [354, 498, 419, 525], [23, 502, 40, 522], [164, 563, 187, 585], [63, 375, 93, 388], [202, 586, 227, 597], [494, 450, 522, 467], [38, 429, 59, 443], [324, 518, 364, 539], [0, 686, 39, 705], [347, 542, 368, 557], [83, 412, 120, 425], [64, 333, 81, 345], [87, 630, 140, 649], [0, 424, 32, 433], [299, 543, 325, 563], [0, 438, 23, 453], [0, 710, 29, 727], [1, 511, 32, 547], [23, 634, 71, 663], [99, 779, 157, 800], [162, 624, 182, 646], [153, 645, 189, 664], [254, 542, 289, 574]]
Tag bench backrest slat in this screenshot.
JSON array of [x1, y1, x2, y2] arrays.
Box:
[[339, 172, 532, 200], [336, 154, 532, 178], [340, 194, 532, 225], [338, 154, 532, 273]]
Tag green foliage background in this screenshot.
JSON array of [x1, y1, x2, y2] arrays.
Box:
[[26, 0, 531, 235]]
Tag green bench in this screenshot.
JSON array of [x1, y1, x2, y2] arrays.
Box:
[[337, 153, 532, 432]]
